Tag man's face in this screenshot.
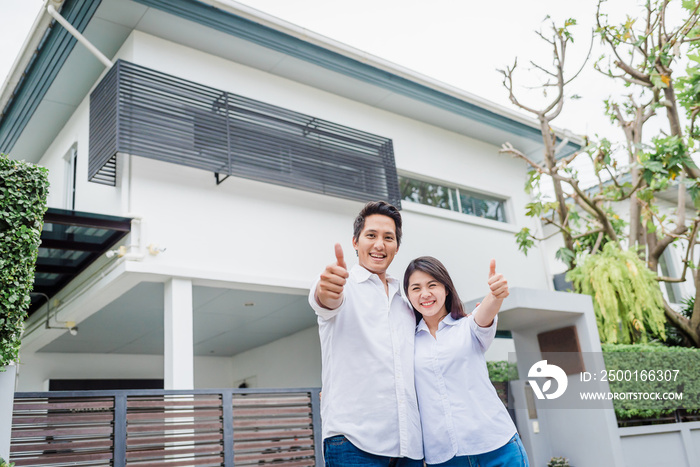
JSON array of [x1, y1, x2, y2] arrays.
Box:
[[352, 214, 399, 276]]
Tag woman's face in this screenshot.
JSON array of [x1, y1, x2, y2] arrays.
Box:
[[407, 270, 448, 319]]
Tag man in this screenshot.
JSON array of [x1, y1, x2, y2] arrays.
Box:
[[308, 201, 422, 466]]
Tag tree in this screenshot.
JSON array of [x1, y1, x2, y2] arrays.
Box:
[[499, 3, 700, 345], [594, 0, 700, 346], [500, 20, 629, 268]]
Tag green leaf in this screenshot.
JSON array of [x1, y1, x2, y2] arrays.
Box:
[[555, 247, 576, 266], [683, 0, 698, 11], [515, 228, 535, 255]]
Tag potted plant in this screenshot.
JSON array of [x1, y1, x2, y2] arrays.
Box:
[[548, 457, 571, 467], [0, 154, 48, 461]]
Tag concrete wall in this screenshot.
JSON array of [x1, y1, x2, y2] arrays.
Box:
[[229, 326, 321, 389], [619, 421, 700, 467]]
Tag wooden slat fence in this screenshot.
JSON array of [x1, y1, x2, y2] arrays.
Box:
[[10, 388, 322, 467]]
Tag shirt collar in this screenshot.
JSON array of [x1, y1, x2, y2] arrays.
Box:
[[352, 264, 400, 301], [415, 313, 460, 335], [351, 264, 397, 285], [442, 314, 459, 326]]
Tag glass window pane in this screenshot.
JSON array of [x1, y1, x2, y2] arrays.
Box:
[[658, 252, 679, 304], [458, 191, 506, 222], [400, 176, 507, 223], [449, 188, 459, 212], [399, 177, 453, 211]]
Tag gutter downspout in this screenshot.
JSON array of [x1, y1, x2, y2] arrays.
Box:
[[46, 1, 113, 68]]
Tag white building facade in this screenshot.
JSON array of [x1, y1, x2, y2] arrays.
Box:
[[0, 0, 576, 393]]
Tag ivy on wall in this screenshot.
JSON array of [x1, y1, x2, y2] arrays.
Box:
[[0, 154, 48, 368]]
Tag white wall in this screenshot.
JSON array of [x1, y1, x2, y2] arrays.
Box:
[[17, 327, 320, 392], [229, 326, 321, 388], [619, 421, 700, 467], [16, 352, 233, 391], [484, 338, 515, 362]]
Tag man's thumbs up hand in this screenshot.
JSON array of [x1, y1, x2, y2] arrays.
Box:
[[316, 243, 350, 310], [335, 243, 347, 271]]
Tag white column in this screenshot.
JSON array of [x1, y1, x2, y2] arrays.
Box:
[[0, 364, 17, 461], [164, 278, 194, 389]]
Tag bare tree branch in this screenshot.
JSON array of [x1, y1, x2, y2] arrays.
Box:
[[499, 143, 548, 173]]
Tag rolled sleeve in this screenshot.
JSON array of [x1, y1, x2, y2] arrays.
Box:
[[468, 314, 498, 351], [308, 276, 345, 320]]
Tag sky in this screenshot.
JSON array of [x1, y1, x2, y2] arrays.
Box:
[[0, 0, 654, 180]]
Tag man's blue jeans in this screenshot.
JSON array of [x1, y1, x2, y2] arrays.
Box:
[[427, 433, 529, 467], [323, 435, 423, 467]]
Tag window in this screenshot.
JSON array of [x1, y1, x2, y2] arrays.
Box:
[[399, 175, 507, 222], [659, 250, 681, 304], [64, 146, 77, 210]]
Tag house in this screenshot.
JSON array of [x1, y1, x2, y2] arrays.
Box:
[[1, 0, 572, 393], [4, 1, 644, 465]]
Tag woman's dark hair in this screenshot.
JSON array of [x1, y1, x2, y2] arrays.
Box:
[[403, 256, 466, 322], [353, 201, 403, 247]]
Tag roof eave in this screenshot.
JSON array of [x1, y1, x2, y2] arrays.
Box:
[[0, 6, 54, 122], [0, 0, 583, 159]]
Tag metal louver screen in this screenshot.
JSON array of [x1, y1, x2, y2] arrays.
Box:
[[11, 388, 322, 467], [89, 60, 401, 207]]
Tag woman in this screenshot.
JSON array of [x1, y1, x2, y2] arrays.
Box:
[[403, 256, 529, 467]]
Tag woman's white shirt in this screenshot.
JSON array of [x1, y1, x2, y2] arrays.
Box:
[[414, 314, 516, 464]]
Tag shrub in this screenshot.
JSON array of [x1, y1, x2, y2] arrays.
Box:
[[548, 457, 571, 467], [601, 343, 700, 419], [0, 154, 48, 368], [487, 360, 518, 382]]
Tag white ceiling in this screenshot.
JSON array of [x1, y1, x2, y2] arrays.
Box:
[[39, 282, 316, 356]]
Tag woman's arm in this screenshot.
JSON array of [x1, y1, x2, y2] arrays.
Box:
[[473, 259, 509, 327]]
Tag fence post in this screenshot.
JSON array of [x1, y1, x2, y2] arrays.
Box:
[[310, 388, 323, 467], [113, 393, 127, 467], [222, 390, 234, 467]]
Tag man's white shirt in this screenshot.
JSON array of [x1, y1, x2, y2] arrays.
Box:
[[309, 264, 423, 459]]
